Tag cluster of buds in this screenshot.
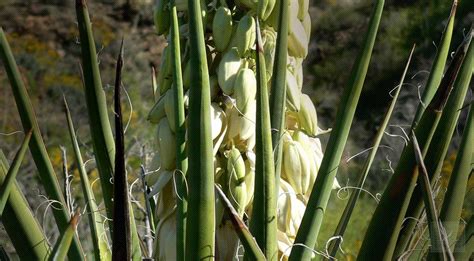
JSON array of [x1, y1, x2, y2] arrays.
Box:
[[147, 0, 339, 259]]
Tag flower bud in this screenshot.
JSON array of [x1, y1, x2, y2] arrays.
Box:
[[213, 7, 233, 52]]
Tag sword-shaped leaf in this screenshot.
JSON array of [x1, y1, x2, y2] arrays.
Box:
[[327, 45, 415, 259], [215, 185, 266, 260], [0, 129, 32, 215], [0, 151, 50, 260], [358, 26, 470, 261], [0, 27, 83, 259], [289, 0, 385, 259], [185, 0, 215, 258], [249, 19, 277, 260], [64, 97, 111, 261]]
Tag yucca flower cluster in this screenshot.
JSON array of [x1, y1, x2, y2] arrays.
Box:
[[147, 0, 339, 259]]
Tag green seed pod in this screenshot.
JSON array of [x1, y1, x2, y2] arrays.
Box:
[[157, 118, 176, 170], [148, 92, 167, 123], [297, 94, 318, 136], [288, 18, 309, 58], [230, 15, 256, 57], [233, 68, 257, 115], [225, 146, 247, 216], [153, 0, 170, 35], [286, 69, 301, 112], [213, 7, 233, 52], [218, 48, 242, 95]]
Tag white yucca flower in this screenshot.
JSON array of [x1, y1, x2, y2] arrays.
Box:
[[149, 0, 340, 258]]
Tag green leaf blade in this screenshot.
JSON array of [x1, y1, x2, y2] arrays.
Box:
[[358, 28, 471, 261], [0, 129, 32, 215], [64, 97, 111, 261], [75, 0, 115, 224], [49, 212, 80, 261], [0, 151, 51, 260], [170, 1, 188, 259], [249, 19, 277, 260], [185, 0, 215, 258], [215, 185, 266, 260], [395, 28, 473, 257], [288, 0, 385, 259], [439, 93, 474, 247], [0, 27, 83, 260], [328, 45, 415, 258], [411, 1, 457, 126], [269, 0, 289, 186]]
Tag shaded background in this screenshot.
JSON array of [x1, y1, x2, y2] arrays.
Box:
[[0, 0, 472, 259]]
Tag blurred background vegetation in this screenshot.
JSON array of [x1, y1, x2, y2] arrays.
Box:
[[0, 0, 472, 259]]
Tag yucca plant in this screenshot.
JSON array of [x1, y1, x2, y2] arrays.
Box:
[[0, 0, 472, 260]]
